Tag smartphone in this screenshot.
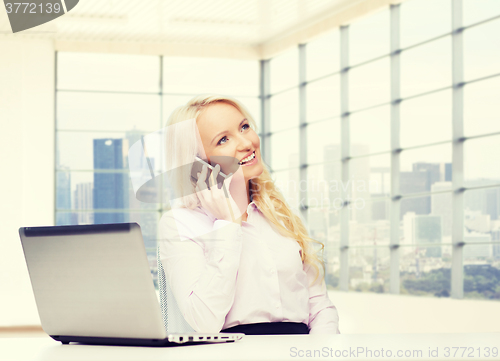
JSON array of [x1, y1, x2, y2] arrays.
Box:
[[191, 156, 232, 190]]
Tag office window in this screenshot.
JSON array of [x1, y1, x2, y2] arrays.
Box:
[[306, 119, 341, 164], [270, 48, 299, 94], [349, 8, 390, 66], [162, 57, 259, 96], [463, 18, 500, 82], [306, 75, 341, 122], [400, 36, 452, 98], [463, 77, 500, 137], [349, 247, 390, 293], [400, 89, 452, 148], [350, 106, 391, 156], [269, 88, 299, 132], [306, 29, 340, 81], [270, 128, 299, 172], [55, 0, 500, 301], [463, 0, 500, 26], [400, 245, 452, 297], [400, 0, 451, 48], [57, 52, 160, 93], [55, 53, 260, 289], [349, 57, 390, 112], [260, 0, 500, 300], [464, 135, 500, 188]]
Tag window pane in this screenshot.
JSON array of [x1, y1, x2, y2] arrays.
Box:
[[464, 77, 500, 137], [163, 95, 196, 125], [400, 0, 451, 48], [464, 187, 500, 234], [400, 143, 452, 194], [57, 52, 160, 93], [349, 8, 390, 66], [307, 207, 332, 242], [272, 168, 300, 210], [306, 75, 341, 122], [401, 89, 452, 148], [270, 48, 299, 94], [306, 163, 342, 210], [306, 29, 340, 81], [349, 154, 391, 201], [56, 170, 159, 211], [464, 257, 500, 300], [465, 135, 500, 188], [350, 105, 390, 155], [401, 36, 452, 98], [270, 88, 299, 132], [307, 119, 340, 164], [162, 57, 259, 96], [349, 57, 390, 111], [463, 233, 500, 300], [400, 245, 451, 297], [57, 92, 160, 131], [349, 247, 390, 293], [401, 192, 453, 244], [350, 199, 390, 246], [464, 19, 500, 82], [463, 0, 500, 26], [325, 242, 340, 290], [57, 131, 162, 171], [270, 128, 299, 172]]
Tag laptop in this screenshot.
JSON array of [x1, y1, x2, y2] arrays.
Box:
[[18, 223, 244, 346]]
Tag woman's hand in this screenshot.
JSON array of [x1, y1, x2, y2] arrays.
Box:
[[195, 163, 246, 225]]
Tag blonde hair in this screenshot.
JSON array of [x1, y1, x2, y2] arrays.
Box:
[[165, 94, 325, 284]]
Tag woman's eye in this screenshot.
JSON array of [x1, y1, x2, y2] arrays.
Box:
[[218, 136, 227, 145], [217, 124, 249, 145]]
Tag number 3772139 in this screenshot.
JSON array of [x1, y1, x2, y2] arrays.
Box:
[[5, 2, 62, 14]]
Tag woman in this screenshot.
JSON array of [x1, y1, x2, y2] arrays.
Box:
[[159, 95, 340, 335]]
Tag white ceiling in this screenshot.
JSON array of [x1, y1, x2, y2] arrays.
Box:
[[0, 0, 401, 59]]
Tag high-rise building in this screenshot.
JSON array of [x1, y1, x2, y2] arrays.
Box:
[[402, 212, 442, 257], [400, 162, 452, 219], [465, 180, 500, 222], [74, 182, 93, 224], [485, 188, 500, 221], [463, 233, 492, 259], [56, 168, 72, 225], [414, 215, 442, 257], [323, 144, 341, 227], [431, 182, 452, 237], [93, 138, 129, 224]]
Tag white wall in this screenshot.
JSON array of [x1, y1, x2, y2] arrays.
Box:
[[0, 38, 55, 326], [329, 290, 500, 334]]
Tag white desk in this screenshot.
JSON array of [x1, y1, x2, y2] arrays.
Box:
[[1, 333, 499, 361]]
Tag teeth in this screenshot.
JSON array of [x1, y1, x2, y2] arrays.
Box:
[[239, 152, 255, 164]]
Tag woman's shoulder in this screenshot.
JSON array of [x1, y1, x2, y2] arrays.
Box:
[[159, 206, 216, 237], [160, 206, 215, 223]]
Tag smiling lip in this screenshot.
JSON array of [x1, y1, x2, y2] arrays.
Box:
[[242, 156, 257, 166], [239, 150, 255, 162], [240, 152, 257, 166]]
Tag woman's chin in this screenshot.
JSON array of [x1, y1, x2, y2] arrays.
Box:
[[244, 165, 264, 181]]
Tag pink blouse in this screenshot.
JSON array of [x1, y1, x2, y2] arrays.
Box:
[[158, 201, 340, 334]]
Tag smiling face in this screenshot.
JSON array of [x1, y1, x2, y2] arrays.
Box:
[[196, 102, 264, 183]]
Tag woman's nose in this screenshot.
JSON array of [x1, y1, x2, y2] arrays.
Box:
[[237, 134, 252, 150]]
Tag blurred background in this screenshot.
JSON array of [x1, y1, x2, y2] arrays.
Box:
[[1, 0, 500, 334]]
